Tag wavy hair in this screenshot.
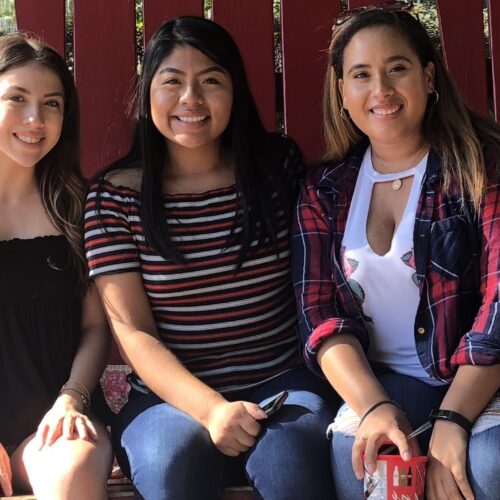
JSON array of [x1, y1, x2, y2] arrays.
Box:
[[324, 9, 500, 211], [0, 33, 86, 282]]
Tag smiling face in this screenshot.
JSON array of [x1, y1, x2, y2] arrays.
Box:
[[0, 61, 64, 170], [149, 44, 233, 159], [339, 26, 434, 149]]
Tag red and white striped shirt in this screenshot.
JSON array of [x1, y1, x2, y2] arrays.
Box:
[[85, 178, 301, 393]]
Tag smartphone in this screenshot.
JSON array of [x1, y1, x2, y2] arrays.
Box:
[[259, 390, 288, 417]]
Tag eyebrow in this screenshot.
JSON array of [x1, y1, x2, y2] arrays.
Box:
[[5, 85, 64, 98], [346, 55, 413, 75], [157, 65, 227, 76]]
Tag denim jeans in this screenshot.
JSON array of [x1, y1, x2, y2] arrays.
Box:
[[113, 366, 339, 500], [330, 372, 500, 500]]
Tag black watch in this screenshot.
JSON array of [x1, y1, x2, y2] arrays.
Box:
[[429, 409, 472, 433]]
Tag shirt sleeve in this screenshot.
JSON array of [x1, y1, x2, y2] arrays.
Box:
[[84, 180, 141, 278], [451, 173, 500, 367], [291, 174, 367, 377]]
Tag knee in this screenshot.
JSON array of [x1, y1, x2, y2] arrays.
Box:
[[245, 395, 335, 499], [468, 426, 500, 497], [123, 417, 224, 492], [132, 422, 215, 473], [24, 437, 112, 499], [53, 447, 109, 485], [123, 421, 224, 500]]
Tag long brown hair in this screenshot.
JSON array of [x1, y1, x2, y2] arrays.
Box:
[[324, 10, 500, 211], [0, 33, 87, 282]]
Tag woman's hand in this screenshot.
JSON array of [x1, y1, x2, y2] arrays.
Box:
[[35, 393, 98, 449], [352, 403, 419, 480], [426, 420, 474, 500], [205, 400, 267, 457], [0, 442, 12, 496]]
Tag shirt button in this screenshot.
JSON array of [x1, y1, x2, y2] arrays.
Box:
[[417, 327, 426, 335]]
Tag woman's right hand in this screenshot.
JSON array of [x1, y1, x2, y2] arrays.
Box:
[[352, 403, 419, 480], [205, 400, 267, 456], [0, 442, 12, 497]]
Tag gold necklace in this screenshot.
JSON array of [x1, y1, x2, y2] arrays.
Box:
[[371, 143, 427, 191]]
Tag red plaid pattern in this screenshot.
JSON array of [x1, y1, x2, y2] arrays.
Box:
[[292, 145, 499, 382]]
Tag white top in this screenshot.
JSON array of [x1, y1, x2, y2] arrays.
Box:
[[341, 147, 441, 384]]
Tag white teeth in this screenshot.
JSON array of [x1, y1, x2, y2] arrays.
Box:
[[16, 134, 43, 144], [177, 115, 207, 123], [372, 106, 401, 116]]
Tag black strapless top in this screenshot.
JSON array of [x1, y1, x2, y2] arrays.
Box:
[[0, 236, 92, 445]]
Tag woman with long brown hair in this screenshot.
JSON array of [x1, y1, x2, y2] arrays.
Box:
[[0, 33, 111, 499], [292, 4, 500, 499]]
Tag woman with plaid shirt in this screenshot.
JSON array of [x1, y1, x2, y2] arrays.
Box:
[[292, 7, 499, 500]]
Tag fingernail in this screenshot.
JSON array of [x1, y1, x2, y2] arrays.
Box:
[[366, 462, 375, 474], [403, 451, 411, 461]]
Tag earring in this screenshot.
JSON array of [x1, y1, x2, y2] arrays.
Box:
[[340, 106, 350, 120], [429, 89, 439, 104]]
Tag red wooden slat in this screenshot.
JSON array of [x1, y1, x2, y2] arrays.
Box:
[[143, 0, 204, 44], [281, 0, 342, 161], [73, 0, 136, 177], [14, 0, 65, 56], [437, 0, 488, 115], [488, 0, 500, 121], [212, 0, 276, 132]]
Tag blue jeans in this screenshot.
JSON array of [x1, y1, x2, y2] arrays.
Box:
[[113, 366, 339, 500], [330, 372, 500, 500]]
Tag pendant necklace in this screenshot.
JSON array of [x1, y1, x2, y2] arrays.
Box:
[[371, 143, 427, 191]]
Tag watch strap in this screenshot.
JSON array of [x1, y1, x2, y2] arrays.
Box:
[[429, 409, 472, 433]]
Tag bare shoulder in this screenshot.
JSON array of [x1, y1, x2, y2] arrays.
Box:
[[104, 167, 143, 193]]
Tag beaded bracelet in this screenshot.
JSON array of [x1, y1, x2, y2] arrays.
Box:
[[64, 380, 91, 400], [360, 400, 400, 426], [59, 380, 91, 411]]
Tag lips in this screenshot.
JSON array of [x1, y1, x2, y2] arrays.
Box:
[[15, 133, 44, 144]]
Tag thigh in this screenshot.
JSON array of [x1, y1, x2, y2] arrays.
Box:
[[331, 431, 360, 500], [377, 372, 446, 452], [467, 395, 500, 500], [113, 391, 227, 500], [244, 367, 339, 500]]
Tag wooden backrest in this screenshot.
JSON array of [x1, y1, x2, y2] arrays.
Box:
[[14, 0, 499, 176]]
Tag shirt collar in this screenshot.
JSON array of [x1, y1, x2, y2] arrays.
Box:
[[316, 141, 442, 193]]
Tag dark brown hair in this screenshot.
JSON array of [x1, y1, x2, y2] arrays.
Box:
[[324, 10, 500, 211], [0, 33, 87, 282]]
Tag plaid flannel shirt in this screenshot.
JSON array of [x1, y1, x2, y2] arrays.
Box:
[[292, 144, 499, 383]]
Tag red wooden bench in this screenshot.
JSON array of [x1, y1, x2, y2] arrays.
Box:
[[9, 0, 500, 498], [14, 0, 499, 177]]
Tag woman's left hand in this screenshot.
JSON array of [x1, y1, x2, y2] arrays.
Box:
[[426, 420, 474, 500], [35, 393, 98, 449]]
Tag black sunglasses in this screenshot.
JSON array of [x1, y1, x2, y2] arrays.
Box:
[[333, 1, 413, 27]]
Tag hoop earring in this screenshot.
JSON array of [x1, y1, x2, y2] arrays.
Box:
[[429, 89, 439, 104], [341, 106, 350, 120]]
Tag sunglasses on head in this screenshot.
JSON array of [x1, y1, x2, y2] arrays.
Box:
[[333, 1, 413, 27]]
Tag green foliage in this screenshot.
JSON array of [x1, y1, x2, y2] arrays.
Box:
[[0, 0, 16, 33], [413, 2, 440, 49]]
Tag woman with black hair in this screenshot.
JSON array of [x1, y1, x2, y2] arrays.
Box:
[[84, 16, 336, 500]]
